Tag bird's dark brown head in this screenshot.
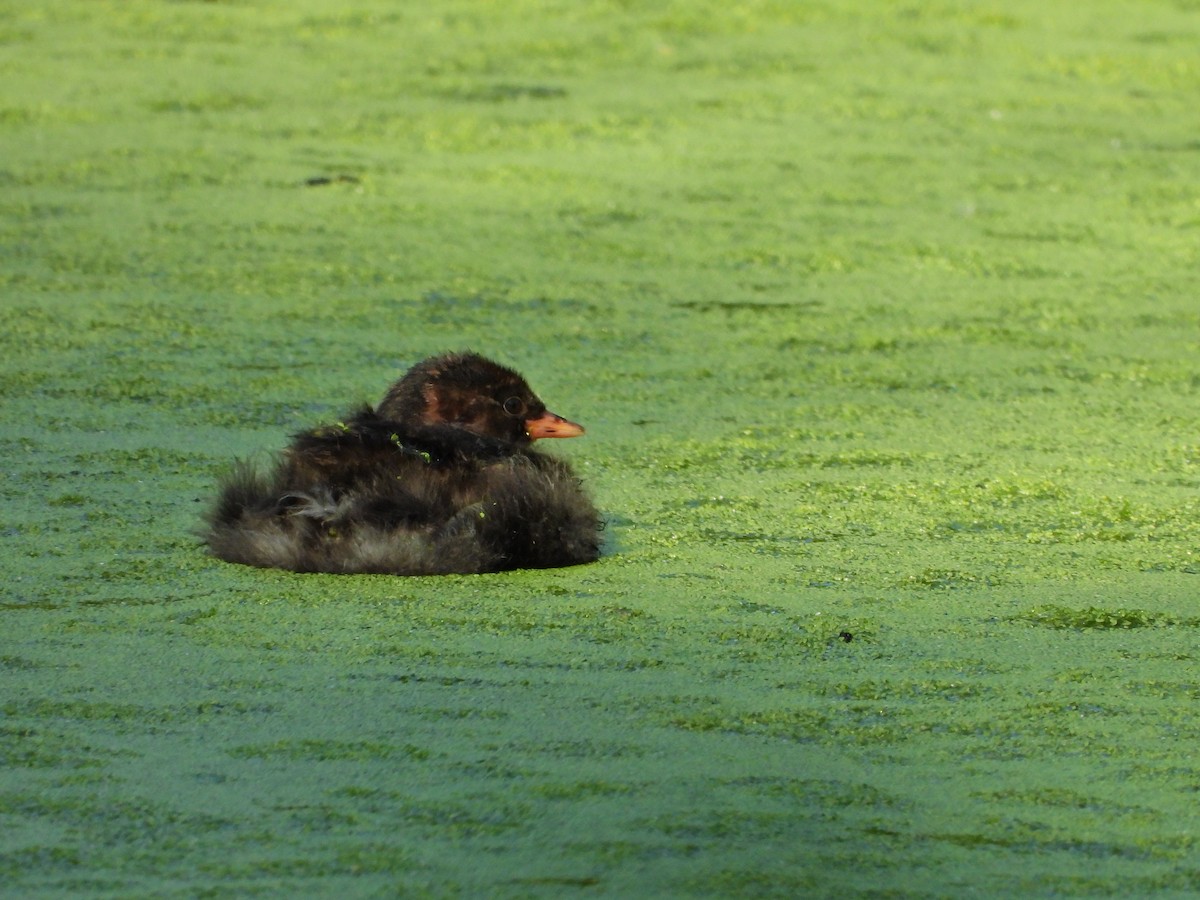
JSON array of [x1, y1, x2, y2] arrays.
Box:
[[376, 352, 585, 445]]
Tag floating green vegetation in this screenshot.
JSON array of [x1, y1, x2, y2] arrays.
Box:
[[2, 698, 178, 726], [1018, 605, 1198, 630], [439, 83, 569, 103], [195, 843, 422, 881], [900, 568, 996, 590], [529, 779, 641, 800], [228, 739, 432, 762], [0, 726, 116, 769], [973, 786, 1162, 820], [327, 787, 532, 838], [5, 0, 1200, 896]]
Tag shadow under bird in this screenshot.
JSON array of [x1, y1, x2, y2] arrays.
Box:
[[205, 352, 602, 575]]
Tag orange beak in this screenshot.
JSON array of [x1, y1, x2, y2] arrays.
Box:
[[525, 410, 585, 440]]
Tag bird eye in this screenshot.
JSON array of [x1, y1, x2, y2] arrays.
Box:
[[502, 396, 526, 417]]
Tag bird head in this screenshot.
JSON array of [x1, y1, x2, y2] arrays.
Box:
[[377, 352, 585, 445]]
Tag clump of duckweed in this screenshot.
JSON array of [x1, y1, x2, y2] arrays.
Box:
[[901, 568, 996, 589], [227, 739, 432, 762], [1018, 605, 1196, 630]]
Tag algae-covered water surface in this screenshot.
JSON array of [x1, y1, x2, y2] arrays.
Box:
[[3, 1, 1199, 896]]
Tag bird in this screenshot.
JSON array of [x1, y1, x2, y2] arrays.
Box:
[[204, 351, 602, 575]]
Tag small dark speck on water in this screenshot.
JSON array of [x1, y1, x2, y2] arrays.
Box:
[[303, 174, 361, 187]]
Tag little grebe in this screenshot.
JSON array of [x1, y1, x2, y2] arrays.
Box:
[[205, 352, 601, 574]]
